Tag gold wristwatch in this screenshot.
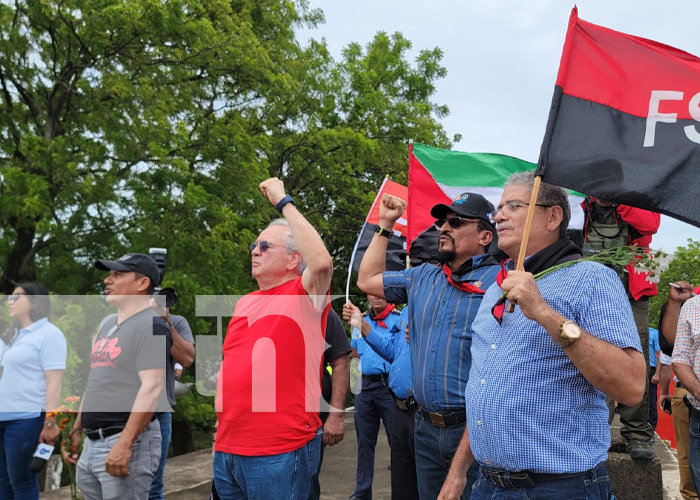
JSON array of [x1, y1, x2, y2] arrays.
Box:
[[556, 320, 582, 348]]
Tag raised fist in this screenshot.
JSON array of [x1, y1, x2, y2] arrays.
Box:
[[259, 178, 286, 206], [379, 194, 406, 225]]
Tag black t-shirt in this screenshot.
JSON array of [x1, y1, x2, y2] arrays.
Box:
[[81, 307, 168, 429], [320, 309, 351, 422]]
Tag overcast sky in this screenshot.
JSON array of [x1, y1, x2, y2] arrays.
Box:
[[301, 0, 700, 253]]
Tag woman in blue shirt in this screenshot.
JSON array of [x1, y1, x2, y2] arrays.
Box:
[[0, 283, 67, 499]]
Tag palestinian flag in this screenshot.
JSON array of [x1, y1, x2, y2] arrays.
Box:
[[408, 142, 584, 250], [348, 178, 408, 276], [537, 7, 700, 228]]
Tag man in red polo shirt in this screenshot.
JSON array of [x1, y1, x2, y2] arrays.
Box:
[[214, 177, 333, 499]]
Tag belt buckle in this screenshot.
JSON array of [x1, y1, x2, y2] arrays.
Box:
[[429, 412, 446, 427]]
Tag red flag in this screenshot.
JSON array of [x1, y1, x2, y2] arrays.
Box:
[[536, 7, 700, 228]]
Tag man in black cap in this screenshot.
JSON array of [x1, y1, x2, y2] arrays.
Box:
[[357, 192, 500, 500], [65, 253, 169, 500]]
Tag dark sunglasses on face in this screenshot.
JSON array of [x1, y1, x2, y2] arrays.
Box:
[[6, 293, 25, 304], [434, 216, 480, 230], [249, 240, 275, 253]]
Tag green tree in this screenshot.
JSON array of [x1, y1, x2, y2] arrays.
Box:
[[650, 239, 700, 328], [0, 0, 322, 294]]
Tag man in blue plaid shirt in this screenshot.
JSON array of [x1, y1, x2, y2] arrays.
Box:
[[438, 172, 646, 500]]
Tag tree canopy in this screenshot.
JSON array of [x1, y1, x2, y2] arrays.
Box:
[[0, 0, 453, 405]]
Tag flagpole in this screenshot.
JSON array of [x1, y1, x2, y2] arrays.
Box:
[[507, 175, 542, 313], [346, 176, 390, 302]]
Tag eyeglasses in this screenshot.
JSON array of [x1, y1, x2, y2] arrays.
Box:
[[488, 200, 553, 222], [434, 216, 480, 230], [7, 293, 25, 304], [249, 240, 275, 254]]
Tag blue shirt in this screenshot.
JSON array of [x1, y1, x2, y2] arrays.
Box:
[[351, 309, 402, 376], [467, 260, 641, 473], [0, 318, 67, 421], [383, 255, 499, 411], [649, 327, 660, 368], [365, 307, 412, 399]]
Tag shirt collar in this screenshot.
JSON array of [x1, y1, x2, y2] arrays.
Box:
[[19, 317, 49, 335]]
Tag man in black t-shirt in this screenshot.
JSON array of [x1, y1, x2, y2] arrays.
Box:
[[308, 308, 351, 500], [65, 253, 168, 500]]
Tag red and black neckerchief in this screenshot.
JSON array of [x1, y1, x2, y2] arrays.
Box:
[[491, 237, 582, 324], [369, 303, 396, 328], [442, 255, 499, 294]]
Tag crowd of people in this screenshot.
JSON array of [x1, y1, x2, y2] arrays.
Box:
[[1, 172, 700, 500]]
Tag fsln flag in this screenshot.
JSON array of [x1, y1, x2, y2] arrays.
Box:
[[536, 7, 700, 228], [348, 178, 408, 274], [408, 143, 584, 250]]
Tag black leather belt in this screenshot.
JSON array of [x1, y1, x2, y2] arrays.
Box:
[[418, 406, 466, 427], [363, 374, 388, 383], [481, 463, 606, 489], [84, 425, 124, 440]]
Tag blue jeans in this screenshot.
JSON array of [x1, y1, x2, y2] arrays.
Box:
[[689, 412, 700, 493], [149, 412, 172, 500], [413, 412, 478, 500], [352, 379, 394, 499], [471, 463, 613, 499], [213, 427, 322, 500], [0, 415, 44, 500]]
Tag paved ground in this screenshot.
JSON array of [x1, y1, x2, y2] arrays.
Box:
[[41, 412, 684, 499]]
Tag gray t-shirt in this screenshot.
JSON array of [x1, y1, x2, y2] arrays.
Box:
[[164, 314, 194, 407], [96, 312, 195, 408]]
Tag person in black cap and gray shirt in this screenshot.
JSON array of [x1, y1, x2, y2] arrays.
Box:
[[357, 192, 500, 499], [64, 253, 168, 500]]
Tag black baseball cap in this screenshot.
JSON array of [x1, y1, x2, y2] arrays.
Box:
[[430, 192, 495, 228], [95, 253, 162, 286]]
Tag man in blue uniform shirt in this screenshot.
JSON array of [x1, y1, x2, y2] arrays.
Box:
[[348, 294, 402, 500], [439, 172, 645, 500], [357, 192, 500, 499], [344, 303, 418, 500]]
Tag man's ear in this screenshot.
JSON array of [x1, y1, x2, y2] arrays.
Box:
[[547, 205, 564, 232], [136, 276, 151, 293], [286, 251, 302, 272], [479, 229, 494, 248]]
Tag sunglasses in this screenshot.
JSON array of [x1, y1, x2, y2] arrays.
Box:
[[434, 216, 480, 229], [249, 240, 276, 254], [6, 293, 25, 304]]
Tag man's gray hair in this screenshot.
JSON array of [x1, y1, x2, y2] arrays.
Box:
[[504, 172, 570, 239], [267, 219, 307, 275]]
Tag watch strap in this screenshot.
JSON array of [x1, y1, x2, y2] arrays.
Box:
[[275, 194, 295, 212], [374, 225, 393, 239]]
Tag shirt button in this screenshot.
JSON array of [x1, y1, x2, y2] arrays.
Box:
[[476, 420, 482, 426], [436, 322, 442, 327], [431, 348, 436, 352], [480, 379, 486, 385], [491, 344, 497, 350]]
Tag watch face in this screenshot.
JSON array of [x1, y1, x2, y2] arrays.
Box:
[[563, 322, 581, 339]]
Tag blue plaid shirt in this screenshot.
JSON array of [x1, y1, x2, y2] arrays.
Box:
[[383, 256, 499, 411], [365, 307, 412, 399], [467, 260, 641, 473]]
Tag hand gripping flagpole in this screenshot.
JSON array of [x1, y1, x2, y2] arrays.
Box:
[[507, 175, 542, 313]]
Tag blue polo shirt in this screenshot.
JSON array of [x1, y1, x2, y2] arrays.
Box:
[[351, 309, 402, 376], [383, 255, 499, 411], [365, 307, 412, 399]]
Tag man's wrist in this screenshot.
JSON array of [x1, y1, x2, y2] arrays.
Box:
[[378, 218, 396, 230], [275, 194, 295, 212]]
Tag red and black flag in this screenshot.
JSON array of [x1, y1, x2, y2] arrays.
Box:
[[347, 178, 409, 275], [536, 7, 700, 228]]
